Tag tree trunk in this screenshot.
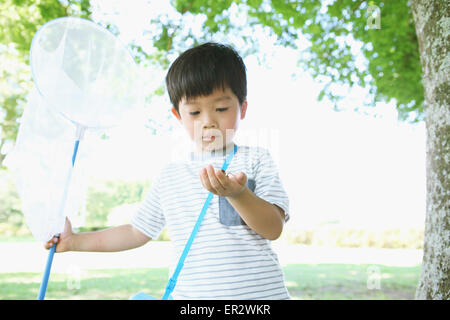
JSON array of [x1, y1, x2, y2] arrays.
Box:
[[411, 0, 449, 300]]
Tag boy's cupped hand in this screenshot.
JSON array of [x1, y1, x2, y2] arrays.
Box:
[[43, 217, 73, 253], [200, 164, 247, 198]]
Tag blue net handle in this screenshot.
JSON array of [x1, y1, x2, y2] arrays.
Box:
[[37, 137, 81, 300], [37, 125, 85, 300], [161, 144, 238, 300]]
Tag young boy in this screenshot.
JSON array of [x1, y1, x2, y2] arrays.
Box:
[[46, 42, 291, 299]]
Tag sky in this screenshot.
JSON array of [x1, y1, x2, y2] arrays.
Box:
[[77, 0, 427, 229]]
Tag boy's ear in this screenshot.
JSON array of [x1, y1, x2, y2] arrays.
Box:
[[240, 100, 248, 120], [171, 107, 182, 120]]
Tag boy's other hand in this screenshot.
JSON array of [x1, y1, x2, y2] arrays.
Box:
[[43, 217, 74, 253], [200, 164, 247, 198]]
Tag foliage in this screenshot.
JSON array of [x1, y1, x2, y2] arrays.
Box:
[[147, 0, 424, 123], [0, 171, 24, 236], [284, 227, 425, 249], [83, 179, 151, 228]]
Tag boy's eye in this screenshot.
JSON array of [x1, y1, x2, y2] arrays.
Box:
[[189, 111, 200, 116], [216, 107, 229, 112]]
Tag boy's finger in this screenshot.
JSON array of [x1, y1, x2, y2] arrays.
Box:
[[215, 169, 229, 188], [235, 172, 247, 184], [228, 172, 246, 186], [206, 165, 225, 192], [199, 167, 213, 191], [44, 241, 53, 249]]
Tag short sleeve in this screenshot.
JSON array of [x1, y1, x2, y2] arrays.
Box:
[[253, 148, 290, 222], [130, 174, 166, 239]]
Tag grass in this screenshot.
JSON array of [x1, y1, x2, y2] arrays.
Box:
[[284, 264, 421, 300], [0, 264, 421, 300]]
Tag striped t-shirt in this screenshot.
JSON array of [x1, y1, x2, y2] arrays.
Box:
[[131, 144, 290, 299]]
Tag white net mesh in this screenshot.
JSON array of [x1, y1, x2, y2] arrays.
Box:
[[31, 17, 142, 128], [4, 17, 143, 242]]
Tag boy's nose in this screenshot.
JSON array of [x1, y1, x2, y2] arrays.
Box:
[[201, 113, 217, 129], [203, 122, 217, 129]]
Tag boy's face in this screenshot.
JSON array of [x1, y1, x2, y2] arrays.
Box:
[[172, 86, 247, 153]]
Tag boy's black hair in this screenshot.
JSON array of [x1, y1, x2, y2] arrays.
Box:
[[166, 42, 247, 113]]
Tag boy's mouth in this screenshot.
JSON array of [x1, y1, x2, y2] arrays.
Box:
[[202, 135, 215, 142]]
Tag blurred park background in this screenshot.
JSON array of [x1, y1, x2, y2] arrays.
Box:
[[0, 0, 430, 299]]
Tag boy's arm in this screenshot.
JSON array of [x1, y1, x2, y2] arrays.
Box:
[[70, 224, 151, 252], [225, 187, 285, 240], [45, 218, 151, 253]]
